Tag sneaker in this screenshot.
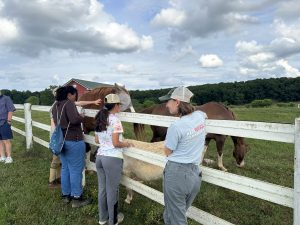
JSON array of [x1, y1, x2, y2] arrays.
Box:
[[5, 157, 13, 164], [0, 157, 6, 162], [116, 213, 124, 224], [99, 213, 124, 225], [71, 196, 91, 208], [61, 195, 71, 203]]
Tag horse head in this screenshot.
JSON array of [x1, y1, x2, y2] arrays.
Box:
[[113, 83, 135, 112], [232, 137, 249, 167]]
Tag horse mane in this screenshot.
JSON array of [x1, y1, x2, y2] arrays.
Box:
[[217, 102, 237, 120], [79, 86, 124, 110]]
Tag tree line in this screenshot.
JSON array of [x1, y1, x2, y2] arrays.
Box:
[[129, 77, 300, 106], [2, 77, 300, 106]]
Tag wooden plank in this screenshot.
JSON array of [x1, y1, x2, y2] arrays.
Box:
[[294, 118, 300, 224], [32, 121, 51, 131], [120, 176, 234, 225], [11, 126, 26, 136], [12, 116, 25, 123], [83, 133, 293, 208]]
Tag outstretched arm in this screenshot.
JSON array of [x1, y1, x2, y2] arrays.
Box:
[[75, 99, 102, 106]]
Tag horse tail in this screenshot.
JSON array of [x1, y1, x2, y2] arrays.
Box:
[[133, 123, 146, 141]]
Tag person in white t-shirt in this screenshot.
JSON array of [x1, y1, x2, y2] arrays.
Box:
[[95, 93, 133, 225]]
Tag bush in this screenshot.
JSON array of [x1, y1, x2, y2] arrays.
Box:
[[277, 102, 296, 107], [25, 96, 40, 105], [143, 100, 156, 108], [251, 99, 273, 107]]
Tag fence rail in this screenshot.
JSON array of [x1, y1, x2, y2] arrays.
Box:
[[12, 103, 299, 225]]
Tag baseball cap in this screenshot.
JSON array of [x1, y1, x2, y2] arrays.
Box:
[[105, 94, 121, 104], [159, 86, 194, 103]]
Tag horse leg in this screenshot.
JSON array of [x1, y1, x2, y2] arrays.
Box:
[[202, 138, 215, 165], [216, 135, 228, 172], [125, 188, 134, 204]]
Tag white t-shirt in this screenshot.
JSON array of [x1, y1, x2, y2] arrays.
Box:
[[95, 114, 124, 159]]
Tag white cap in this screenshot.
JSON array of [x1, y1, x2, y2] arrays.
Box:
[[159, 86, 194, 103], [105, 94, 121, 104]]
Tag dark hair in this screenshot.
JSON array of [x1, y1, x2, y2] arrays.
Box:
[[178, 101, 195, 116], [95, 103, 118, 132], [55, 86, 78, 101]]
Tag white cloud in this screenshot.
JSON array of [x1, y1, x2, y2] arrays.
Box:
[[199, 54, 223, 68], [0, 0, 153, 56], [235, 40, 263, 54], [226, 13, 258, 23], [276, 59, 300, 77], [151, 0, 260, 40], [115, 64, 135, 73], [276, 0, 300, 19], [248, 52, 274, 64], [140, 35, 154, 50], [0, 18, 18, 42], [151, 8, 186, 27]]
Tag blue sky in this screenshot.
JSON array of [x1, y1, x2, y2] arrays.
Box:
[[0, 0, 299, 91]]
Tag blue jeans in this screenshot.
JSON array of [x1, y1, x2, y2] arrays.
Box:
[[60, 140, 85, 197]]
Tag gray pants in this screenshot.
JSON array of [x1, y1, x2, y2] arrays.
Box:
[[96, 155, 123, 225], [163, 161, 202, 225]]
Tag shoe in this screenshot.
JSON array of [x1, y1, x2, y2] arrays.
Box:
[[71, 196, 91, 208], [61, 195, 71, 203], [99, 213, 124, 225], [116, 213, 124, 224], [0, 157, 6, 162], [48, 179, 61, 189], [5, 157, 13, 164]]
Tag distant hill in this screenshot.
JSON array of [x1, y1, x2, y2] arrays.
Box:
[[2, 77, 300, 105], [129, 77, 300, 105]]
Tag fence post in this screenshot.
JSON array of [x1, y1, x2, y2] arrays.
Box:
[[24, 103, 33, 150], [294, 118, 300, 225]]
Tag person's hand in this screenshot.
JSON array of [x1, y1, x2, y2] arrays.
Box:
[[7, 120, 12, 125], [94, 99, 102, 105], [126, 142, 134, 148]]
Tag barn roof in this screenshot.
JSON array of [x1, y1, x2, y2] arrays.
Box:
[[64, 78, 113, 90]]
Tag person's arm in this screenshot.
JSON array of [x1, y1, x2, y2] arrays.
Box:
[[111, 117, 132, 148], [7, 112, 13, 124], [164, 124, 180, 156], [112, 133, 132, 148], [65, 101, 84, 125], [164, 147, 173, 156], [95, 134, 99, 144], [6, 96, 16, 124], [75, 99, 102, 106]]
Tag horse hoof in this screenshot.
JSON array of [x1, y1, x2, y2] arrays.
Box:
[[203, 158, 215, 165], [220, 167, 228, 172], [236, 160, 245, 168], [124, 199, 131, 204]]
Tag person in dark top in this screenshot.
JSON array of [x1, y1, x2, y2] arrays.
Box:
[[51, 86, 91, 208], [0, 90, 16, 164]]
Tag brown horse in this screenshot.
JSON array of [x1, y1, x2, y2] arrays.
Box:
[[134, 102, 248, 171], [79, 83, 134, 134]]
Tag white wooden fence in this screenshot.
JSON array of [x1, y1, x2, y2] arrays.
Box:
[[12, 103, 299, 225]]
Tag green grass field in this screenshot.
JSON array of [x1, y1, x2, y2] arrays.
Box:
[[1, 106, 299, 225]]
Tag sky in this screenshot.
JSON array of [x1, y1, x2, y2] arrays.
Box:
[[0, 0, 300, 91]]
